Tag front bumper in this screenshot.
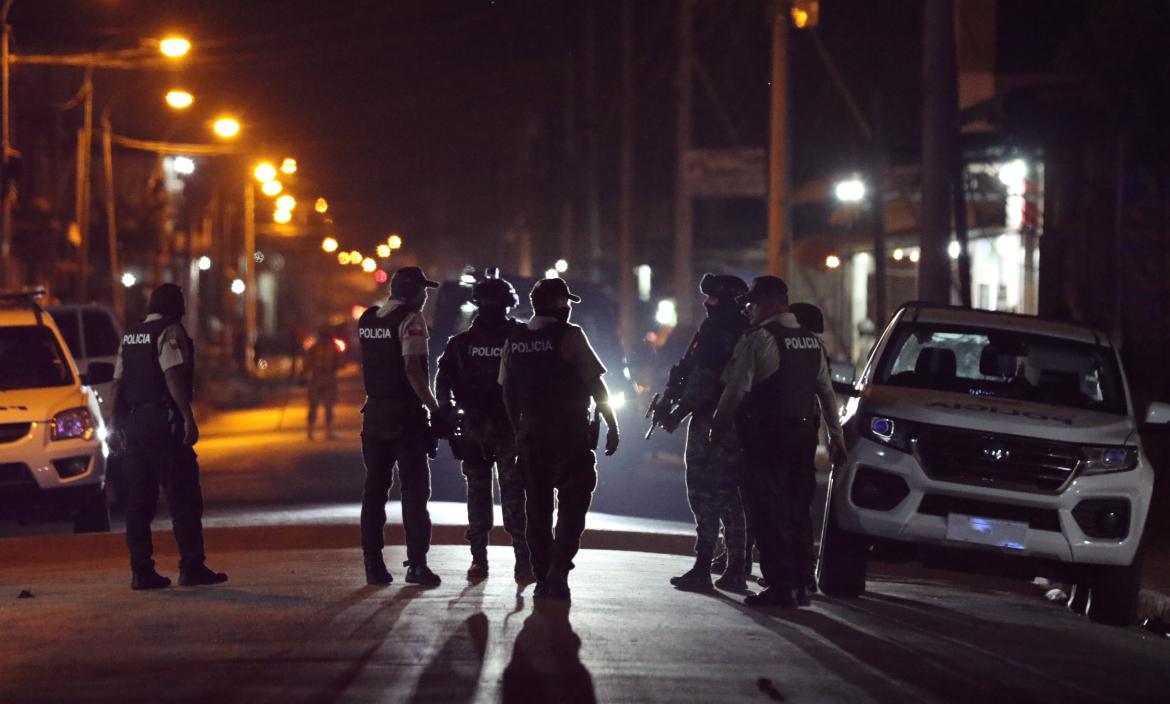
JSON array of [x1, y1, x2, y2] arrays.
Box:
[[0, 421, 106, 515], [832, 437, 1151, 567]]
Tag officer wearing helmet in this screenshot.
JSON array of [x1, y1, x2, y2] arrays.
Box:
[[660, 273, 752, 593], [435, 276, 534, 582], [498, 277, 620, 600], [112, 283, 227, 591], [357, 266, 443, 588]]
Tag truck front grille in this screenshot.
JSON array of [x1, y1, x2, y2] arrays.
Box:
[[0, 423, 31, 444], [914, 425, 1080, 494]]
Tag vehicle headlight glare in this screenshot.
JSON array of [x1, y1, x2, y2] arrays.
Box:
[[51, 408, 95, 441], [608, 392, 627, 411], [863, 414, 915, 453], [1080, 446, 1137, 475]]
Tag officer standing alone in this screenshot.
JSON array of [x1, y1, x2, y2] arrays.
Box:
[[435, 276, 534, 582], [303, 325, 341, 440], [499, 278, 620, 600], [113, 283, 227, 591], [357, 266, 443, 587], [712, 277, 846, 608], [661, 273, 751, 592]]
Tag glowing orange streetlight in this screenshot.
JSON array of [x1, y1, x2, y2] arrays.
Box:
[[159, 36, 192, 58], [165, 90, 194, 109], [213, 116, 241, 138]]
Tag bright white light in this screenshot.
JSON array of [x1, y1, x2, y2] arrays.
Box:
[[909, 249, 921, 263], [460, 301, 477, 314], [172, 156, 195, 175], [835, 178, 866, 203], [197, 256, 212, 271], [361, 257, 377, 273], [948, 241, 961, 260], [231, 278, 246, 295], [555, 258, 569, 273], [892, 248, 905, 261], [656, 299, 678, 327], [998, 159, 1027, 188], [636, 264, 652, 302], [825, 254, 841, 269], [120, 273, 137, 288], [544, 268, 558, 279], [460, 274, 477, 285], [608, 391, 627, 410]]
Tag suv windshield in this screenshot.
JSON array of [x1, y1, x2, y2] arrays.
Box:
[[876, 323, 1127, 415], [0, 326, 75, 390]]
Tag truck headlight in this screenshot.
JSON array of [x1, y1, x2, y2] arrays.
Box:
[[1080, 446, 1137, 475], [862, 414, 917, 453], [607, 392, 627, 411], [51, 407, 95, 441]]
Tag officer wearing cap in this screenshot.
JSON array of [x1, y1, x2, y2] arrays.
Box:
[[435, 276, 534, 583], [660, 273, 751, 593], [357, 265, 442, 587], [112, 283, 227, 591], [498, 277, 620, 600], [712, 276, 846, 608]]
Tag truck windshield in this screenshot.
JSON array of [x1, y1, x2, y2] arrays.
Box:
[[876, 324, 1127, 415], [0, 326, 75, 390]]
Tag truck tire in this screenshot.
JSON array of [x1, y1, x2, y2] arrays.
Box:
[[817, 501, 868, 598], [73, 485, 112, 534], [1086, 551, 1143, 627]]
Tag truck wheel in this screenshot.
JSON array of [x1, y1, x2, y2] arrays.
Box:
[[73, 486, 112, 534], [1086, 552, 1143, 627], [1066, 583, 1090, 615], [817, 502, 868, 598]]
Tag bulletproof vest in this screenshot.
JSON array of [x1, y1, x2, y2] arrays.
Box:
[[506, 322, 590, 426], [450, 318, 523, 418], [744, 321, 822, 422], [118, 317, 193, 408], [358, 305, 425, 407], [684, 309, 750, 414]]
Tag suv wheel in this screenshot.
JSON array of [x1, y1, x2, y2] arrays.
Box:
[[73, 485, 111, 534], [817, 498, 869, 598], [1085, 551, 1143, 627]]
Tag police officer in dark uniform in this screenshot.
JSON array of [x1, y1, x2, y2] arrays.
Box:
[[712, 277, 845, 608], [789, 301, 830, 595], [660, 274, 751, 592], [112, 283, 227, 591], [499, 278, 620, 600], [435, 276, 534, 582], [358, 266, 443, 587]]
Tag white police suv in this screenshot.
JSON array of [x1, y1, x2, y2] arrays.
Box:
[[819, 303, 1169, 625], [0, 291, 113, 533]]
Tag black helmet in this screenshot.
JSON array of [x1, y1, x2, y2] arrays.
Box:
[[148, 283, 185, 319], [789, 302, 825, 334], [699, 273, 748, 300], [471, 277, 519, 308]]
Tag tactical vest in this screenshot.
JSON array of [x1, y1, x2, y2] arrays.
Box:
[[358, 305, 425, 410], [449, 318, 523, 419], [505, 322, 590, 427], [743, 321, 822, 423], [118, 317, 193, 408], [683, 309, 750, 415]]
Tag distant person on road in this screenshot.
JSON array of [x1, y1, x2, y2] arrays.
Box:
[[357, 266, 443, 588], [712, 276, 846, 609], [499, 278, 620, 600], [657, 273, 751, 593], [112, 283, 227, 591], [435, 276, 534, 583], [303, 325, 342, 440]]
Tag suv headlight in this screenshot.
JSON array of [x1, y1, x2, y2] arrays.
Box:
[[51, 407, 95, 441], [1080, 446, 1138, 475], [862, 414, 918, 453]]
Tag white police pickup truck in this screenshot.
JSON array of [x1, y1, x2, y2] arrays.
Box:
[[0, 292, 114, 533], [818, 303, 1169, 626]]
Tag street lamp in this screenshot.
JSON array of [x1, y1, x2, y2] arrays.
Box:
[[197, 256, 212, 271], [165, 89, 194, 109], [361, 257, 377, 273], [253, 162, 277, 183], [275, 194, 295, 211], [159, 36, 192, 59], [273, 208, 292, 224], [322, 237, 339, 253], [834, 178, 866, 203], [213, 116, 240, 138], [261, 180, 282, 197], [376, 244, 391, 258], [555, 258, 569, 273], [825, 254, 841, 269], [172, 156, 195, 175], [338, 252, 352, 265], [314, 198, 328, 214], [231, 278, 246, 295], [121, 272, 137, 288], [280, 158, 297, 175], [388, 234, 403, 249]]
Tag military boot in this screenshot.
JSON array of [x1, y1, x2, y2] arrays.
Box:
[[131, 569, 171, 591], [405, 564, 442, 587], [671, 556, 714, 591], [514, 548, 536, 583], [467, 558, 489, 581], [364, 553, 394, 585], [714, 560, 748, 592], [179, 563, 229, 587], [745, 586, 798, 609], [542, 571, 571, 600]]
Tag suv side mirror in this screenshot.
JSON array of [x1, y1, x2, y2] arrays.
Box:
[[831, 360, 860, 397], [83, 361, 115, 386], [1145, 401, 1170, 426]]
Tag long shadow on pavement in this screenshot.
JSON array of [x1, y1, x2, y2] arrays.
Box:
[[501, 600, 596, 704], [407, 612, 490, 704]]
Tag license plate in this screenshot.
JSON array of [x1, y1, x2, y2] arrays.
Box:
[[945, 513, 1028, 551]]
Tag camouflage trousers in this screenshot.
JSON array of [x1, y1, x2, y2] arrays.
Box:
[[462, 436, 528, 562], [685, 415, 746, 565]]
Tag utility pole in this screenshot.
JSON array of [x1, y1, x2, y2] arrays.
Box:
[[767, 1, 791, 280], [673, 0, 694, 326], [870, 91, 888, 326], [243, 181, 256, 374], [561, 45, 576, 266], [919, 0, 957, 304], [0, 0, 13, 288], [101, 114, 122, 316], [584, 0, 602, 282], [618, 0, 635, 351], [74, 70, 93, 302]]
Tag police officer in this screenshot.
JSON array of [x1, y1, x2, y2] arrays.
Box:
[[113, 283, 227, 591], [788, 301, 830, 595], [435, 276, 534, 582], [358, 266, 442, 587], [499, 278, 620, 600], [712, 277, 846, 608], [661, 274, 751, 592], [304, 325, 341, 440]]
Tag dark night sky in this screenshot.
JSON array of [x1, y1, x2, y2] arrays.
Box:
[[7, 1, 1083, 276]]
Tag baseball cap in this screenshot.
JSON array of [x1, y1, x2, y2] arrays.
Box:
[[737, 275, 789, 304], [530, 277, 581, 306], [390, 266, 439, 297]]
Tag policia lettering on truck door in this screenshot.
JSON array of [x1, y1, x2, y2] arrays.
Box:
[[435, 276, 534, 583], [357, 266, 443, 588], [111, 283, 227, 591], [654, 273, 751, 593], [712, 276, 846, 609], [499, 277, 620, 601]]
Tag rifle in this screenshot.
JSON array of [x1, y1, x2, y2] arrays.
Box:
[[644, 361, 689, 439]]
